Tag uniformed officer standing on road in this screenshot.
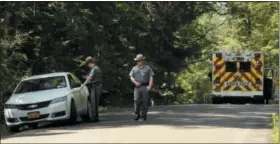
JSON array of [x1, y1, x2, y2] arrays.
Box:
[[82, 56, 103, 122], [129, 54, 154, 121]]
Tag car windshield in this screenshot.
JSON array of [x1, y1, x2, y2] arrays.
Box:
[[14, 76, 67, 94]]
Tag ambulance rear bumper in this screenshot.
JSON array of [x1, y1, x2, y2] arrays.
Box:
[[212, 91, 263, 98]]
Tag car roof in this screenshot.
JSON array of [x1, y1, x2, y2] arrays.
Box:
[[22, 72, 72, 81]]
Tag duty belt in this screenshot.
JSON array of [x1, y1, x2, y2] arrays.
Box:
[[136, 82, 149, 87]]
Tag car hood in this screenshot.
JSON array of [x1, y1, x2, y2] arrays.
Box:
[[6, 88, 70, 105]]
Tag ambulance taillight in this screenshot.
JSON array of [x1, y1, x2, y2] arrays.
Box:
[[214, 77, 220, 85], [255, 60, 262, 70], [255, 78, 261, 87]]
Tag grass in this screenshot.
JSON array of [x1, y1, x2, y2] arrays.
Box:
[[269, 100, 279, 104], [271, 113, 279, 143], [99, 106, 108, 112], [98, 106, 120, 112]]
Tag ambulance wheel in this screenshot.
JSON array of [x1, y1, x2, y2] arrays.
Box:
[[67, 100, 77, 125], [259, 98, 265, 104], [253, 97, 265, 104], [212, 97, 222, 104]]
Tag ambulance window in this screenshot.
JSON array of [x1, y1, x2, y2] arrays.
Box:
[[240, 62, 251, 72], [225, 62, 237, 72]]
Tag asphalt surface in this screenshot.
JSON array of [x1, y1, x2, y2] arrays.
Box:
[[1, 104, 278, 143]]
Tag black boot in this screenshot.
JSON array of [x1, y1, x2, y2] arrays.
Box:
[[141, 116, 147, 121], [92, 118, 99, 122], [134, 115, 140, 121]]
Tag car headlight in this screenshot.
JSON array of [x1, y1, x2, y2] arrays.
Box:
[[50, 96, 67, 104], [4, 104, 17, 109]]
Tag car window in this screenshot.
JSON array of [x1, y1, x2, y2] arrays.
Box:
[[68, 74, 80, 88], [71, 74, 81, 84], [14, 76, 67, 94]]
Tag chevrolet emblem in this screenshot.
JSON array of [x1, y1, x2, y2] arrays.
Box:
[[28, 104, 38, 108]]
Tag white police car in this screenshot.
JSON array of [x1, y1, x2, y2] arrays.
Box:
[[4, 72, 93, 132]]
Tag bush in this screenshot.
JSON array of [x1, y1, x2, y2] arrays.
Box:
[[99, 106, 108, 112], [272, 113, 279, 143]]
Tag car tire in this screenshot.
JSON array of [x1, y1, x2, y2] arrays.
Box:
[[82, 99, 93, 122], [212, 97, 217, 104], [252, 97, 265, 104], [7, 125, 20, 133], [27, 123, 38, 129], [67, 100, 77, 125], [258, 98, 265, 104]]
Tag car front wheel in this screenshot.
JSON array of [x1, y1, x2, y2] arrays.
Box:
[[7, 125, 20, 133], [67, 100, 77, 125]]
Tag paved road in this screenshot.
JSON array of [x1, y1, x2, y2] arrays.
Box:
[[1, 104, 278, 143]]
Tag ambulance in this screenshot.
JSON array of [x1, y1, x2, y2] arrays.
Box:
[[210, 50, 274, 104]]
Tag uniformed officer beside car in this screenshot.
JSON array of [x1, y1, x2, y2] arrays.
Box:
[[82, 56, 103, 122]]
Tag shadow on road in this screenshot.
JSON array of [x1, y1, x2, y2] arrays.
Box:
[[1, 104, 278, 140]]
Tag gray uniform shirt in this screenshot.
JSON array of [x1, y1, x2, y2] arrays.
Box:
[[89, 65, 103, 84], [129, 65, 154, 84]]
